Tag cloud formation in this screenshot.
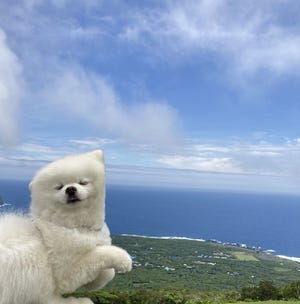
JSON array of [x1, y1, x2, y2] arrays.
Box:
[[158, 155, 242, 174], [106, 165, 300, 195], [1, 135, 300, 194], [43, 66, 181, 146], [157, 138, 300, 178], [1, 0, 300, 193], [0, 29, 23, 145], [0, 1, 183, 147], [121, 0, 300, 77], [1, 0, 299, 148]]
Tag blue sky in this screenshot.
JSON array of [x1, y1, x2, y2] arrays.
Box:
[[1, 0, 300, 193]]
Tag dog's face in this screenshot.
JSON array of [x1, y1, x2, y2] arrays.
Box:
[[30, 150, 106, 227], [52, 173, 96, 206]]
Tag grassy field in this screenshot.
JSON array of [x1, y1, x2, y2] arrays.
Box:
[[233, 251, 259, 261]]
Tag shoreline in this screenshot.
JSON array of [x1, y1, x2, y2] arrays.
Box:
[[277, 255, 300, 263], [120, 233, 300, 263]]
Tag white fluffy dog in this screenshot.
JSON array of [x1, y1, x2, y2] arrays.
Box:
[[0, 150, 132, 304]]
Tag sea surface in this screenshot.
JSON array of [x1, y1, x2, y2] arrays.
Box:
[[0, 179, 300, 258]]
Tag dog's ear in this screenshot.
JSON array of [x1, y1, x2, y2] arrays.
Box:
[[91, 150, 104, 162]]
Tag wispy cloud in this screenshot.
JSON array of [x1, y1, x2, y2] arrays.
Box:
[[158, 156, 242, 174], [1, 0, 299, 148], [106, 164, 300, 195], [69, 138, 117, 148], [1, 135, 300, 194], [157, 138, 300, 178], [120, 0, 300, 77], [40, 66, 181, 146], [0, 1, 182, 148], [1, 0, 300, 194], [0, 137, 111, 179], [0, 29, 23, 145]]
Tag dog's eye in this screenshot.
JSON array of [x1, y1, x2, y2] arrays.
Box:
[[79, 180, 89, 186], [55, 184, 64, 190]]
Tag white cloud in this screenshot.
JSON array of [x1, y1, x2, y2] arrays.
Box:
[[155, 138, 300, 178], [120, 0, 300, 77], [69, 138, 117, 148], [0, 137, 112, 180], [43, 66, 181, 146], [106, 164, 300, 195], [0, 0, 183, 148], [1, 136, 300, 194], [0, 29, 23, 145], [1, 0, 300, 188], [5, 0, 300, 87], [193, 145, 231, 153], [158, 155, 242, 174]]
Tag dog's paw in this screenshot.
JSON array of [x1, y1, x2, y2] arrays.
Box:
[[115, 252, 132, 273], [110, 246, 132, 273]]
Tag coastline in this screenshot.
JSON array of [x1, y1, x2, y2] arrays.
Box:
[[121, 234, 206, 242], [120, 233, 300, 263], [277, 255, 300, 263]]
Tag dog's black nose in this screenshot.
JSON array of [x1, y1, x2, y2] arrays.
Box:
[[65, 186, 77, 195]]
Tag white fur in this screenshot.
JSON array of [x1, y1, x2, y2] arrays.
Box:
[[0, 150, 132, 304]]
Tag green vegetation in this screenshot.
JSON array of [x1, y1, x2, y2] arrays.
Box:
[[240, 280, 300, 301], [235, 302, 296, 304], [67, 235, 300, 303], [108, 235, 300, 291], [71, 289, 241, 304], [72, 283, 300, 304]]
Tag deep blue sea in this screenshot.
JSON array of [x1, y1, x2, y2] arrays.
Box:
[[1, 179, 300, 258]]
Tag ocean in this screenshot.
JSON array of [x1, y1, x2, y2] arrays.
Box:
[[0, 179, 300, 258]]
